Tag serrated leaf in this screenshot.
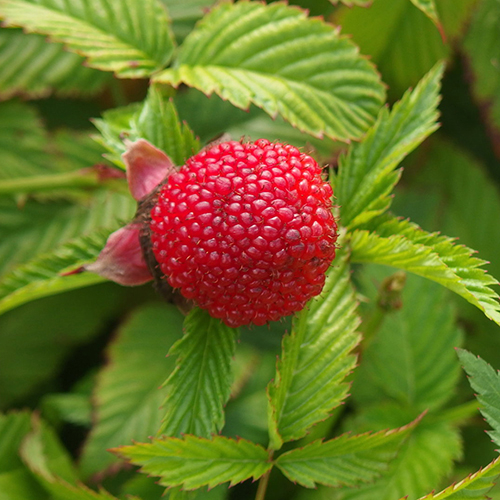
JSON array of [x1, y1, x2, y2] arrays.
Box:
[[0, 100, 53, 180], [267, 247, 361, 450], [275, 421, 416, 489], [334, 0, 474, 97], [410, 0, 440, 27], [94, 85, 199, 168], [414, 455, 500, 499], [353, 274, 463, 412], [0, 28, 111, 99], [115, 435, 271, 490], [175, 89, 341, 162], [0, 231, 112, 316], [463, 0, 500, 134], [336, 413, 462, 500], [79, 304, 183, 478], [0, 0, 175, 78], [154, 2, 385, 142], [0, 191, 135, 290], [159, 308, 237, 438], [349, 215, 500, 326], [458, 349, 500, 447], [334, 62, 443, 229]]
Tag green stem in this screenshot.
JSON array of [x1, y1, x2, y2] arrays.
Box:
[[255, 450, 275, 500], [255, 468, 272, 500], [0, 170, 105, 195]]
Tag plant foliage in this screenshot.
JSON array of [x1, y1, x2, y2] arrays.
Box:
[[1, 1, 500, 500]]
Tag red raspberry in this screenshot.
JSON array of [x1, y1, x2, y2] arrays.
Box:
[[149, 139, 337, 327]]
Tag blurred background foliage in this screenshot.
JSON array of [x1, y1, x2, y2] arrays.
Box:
[[1, 0, 500, 499]]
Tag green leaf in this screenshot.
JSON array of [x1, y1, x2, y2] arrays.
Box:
[[0, 28, 111, 99], [0, 100, 53, 180], [457, 349, 500, 447], [334, 62, 443, 229], [0, 191, 135, 289], [353, 274, 463, 412], [94, 86, 199, 168], [160, 0, 217, 43], [349, 215, 500, 326], [0, 284, 123, 408], [267, 246, 361, 450], [0, 0, 175, 78], [335, 413, 462, 500], [154, 2, 385, 142], [414, 455, 500, 499], [115, 435, 272, 490], [19, 416, 120, 500], [0, 411, 49, 499], [79, 304, 183, 478], [409, 0, 440, 27], [275, 421, 417, 489], [463, 0, 500, 134], [0, 231, 111, 316], [333, 0, 474, 97], [330, 0, 370, 6], [159, 308, 237, 438]]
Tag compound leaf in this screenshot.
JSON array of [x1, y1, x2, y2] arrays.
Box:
[[275, 421, 417, 489], [0, 0, 175, 78], [159, 308, 237, 438], [154, 1, 385, 142], [335, 62, 443, 229], [114, 435, 271, 490], [350, 216, 500, 326], [80, 304, 184, 478], [267, 247, 361, 450]]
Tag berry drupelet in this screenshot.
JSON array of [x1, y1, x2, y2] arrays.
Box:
[[149, 139, 337, 327]]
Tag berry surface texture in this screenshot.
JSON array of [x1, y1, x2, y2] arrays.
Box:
[[150, 139, 338, 327]]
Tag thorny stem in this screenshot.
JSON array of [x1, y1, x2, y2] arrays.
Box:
[[255, 450, 275, 500]]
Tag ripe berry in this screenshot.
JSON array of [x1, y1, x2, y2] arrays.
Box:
[[149, 139, 337, 327]]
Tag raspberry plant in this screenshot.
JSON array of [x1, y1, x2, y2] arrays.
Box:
[[1, 1, 500, 500]]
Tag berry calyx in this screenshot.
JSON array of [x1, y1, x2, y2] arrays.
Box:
[[149, 139, 338, 327]]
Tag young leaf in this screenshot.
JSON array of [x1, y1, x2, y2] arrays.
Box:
[[334, 62, 443, 229], [114, 435, 272, 490], [275, 420, 417, 489], [158, 308, 237, 438], [0, 0, 175, 78], [0, 28, 111, 99], [267, 247, 361, 450], [93, 86, 199, 168], [154, 2, 386, 142], [79, 304, 184, 478], [353, 274, 463, 412], [413, 455, 500, 499], [457, 349, 500, 447], [349, 215, 500, 326]]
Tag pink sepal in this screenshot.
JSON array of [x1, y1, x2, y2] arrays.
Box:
[[122, 139, 175, 200], [85, 223, 153, 286]]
